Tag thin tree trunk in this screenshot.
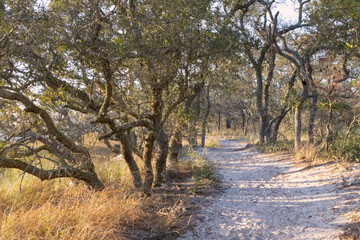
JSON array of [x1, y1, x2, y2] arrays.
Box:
[[241, 109, 246, 135], [306, 56, 317, 145], [244, 118, 249, 136], [189, 95, 201, 145], [270, 109, 290, 143], [270, 70, 296, 143], [217, 112, 221, 132], [259, 116, 266, 144], [201, 85, 211, 147], [324, 99, 333, 151], [252, 118, 257, 135], [294, 102, 304, 151]]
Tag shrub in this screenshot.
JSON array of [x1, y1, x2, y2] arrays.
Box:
[[328, 134, 360, 162], [183, 149, 220, 194], [257, 140, 294, 154], [205, 139, 221, 148]]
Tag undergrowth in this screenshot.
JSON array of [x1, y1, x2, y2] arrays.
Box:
[[327, 134, 360, 162], [257, 140, 294, 154], [0, 152, 192, 240], [182, 148, 221, 194], [205, 139, 221, 148]]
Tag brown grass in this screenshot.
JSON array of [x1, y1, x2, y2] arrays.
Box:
[[0, 168, 195, 240], [0, 184, 143, 240], [0, 137, 198, 240], [295, 144, 320, 162]]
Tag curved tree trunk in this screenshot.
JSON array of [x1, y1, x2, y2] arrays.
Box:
[[117, 131, 143, 188], [270, 108, 290, 143], [0, 157, 105, 190]]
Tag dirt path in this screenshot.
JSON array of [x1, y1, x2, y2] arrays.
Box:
[[179, 139, 360, 240]]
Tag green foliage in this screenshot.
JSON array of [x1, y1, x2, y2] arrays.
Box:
[[183, 149, 220, 194], [205, 139, 221, 148], [318, 101, 351, 112], [257, 141, 294, 154], [328, 134, 360, 162]]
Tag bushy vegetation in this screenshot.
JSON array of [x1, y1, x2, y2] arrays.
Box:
[[328, 134, 360, 162], [182, 149, 220, 194], [205, 139, 222, 149], [257, 141, 294, 154]]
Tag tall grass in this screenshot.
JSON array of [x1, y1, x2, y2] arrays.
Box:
[[295, 144, 319, 162], [1, 184, 143, 239], [0, 149, 190, 239]]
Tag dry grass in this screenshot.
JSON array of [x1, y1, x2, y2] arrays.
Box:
[[0, 168, 194, 240], [0, 183, 143, 240], [295, 144, 320, 162], [205, 139, 221, 148], [0, 139, 197, 240]]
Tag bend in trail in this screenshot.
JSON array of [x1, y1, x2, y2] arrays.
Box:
[[180, 139, 360, 240]]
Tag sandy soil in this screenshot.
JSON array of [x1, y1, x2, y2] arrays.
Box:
[[179, 139, 360, 240]]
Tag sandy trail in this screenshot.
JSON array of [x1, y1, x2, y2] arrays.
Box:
[[179, 139, 360, 240]]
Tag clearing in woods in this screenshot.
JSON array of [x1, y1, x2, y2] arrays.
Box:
[[180, 139, 360, 240]]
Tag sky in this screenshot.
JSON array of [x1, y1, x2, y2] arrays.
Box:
[[274, 0, 299, 24]]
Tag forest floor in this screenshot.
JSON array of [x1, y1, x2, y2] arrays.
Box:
[[179, 138, 360, 240]]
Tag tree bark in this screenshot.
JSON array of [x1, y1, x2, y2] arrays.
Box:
[[217, 112, 221, 132], [143, 132, 155, 192], [117, 131, 143, 188], [324, 99, 333, 151], [270, 108, 290, 143], [294, 101, 304, 151], [188, 94, 201, 145], [167, 83, 204, 163], [167, 129, 182, 164], [0, 157, 105, 190], [154, 130, 169, 187], [308, 93, 318, 144], [269, 71, 296, 143], [201, 85, 211, 147], [306, 56, 317, 145]]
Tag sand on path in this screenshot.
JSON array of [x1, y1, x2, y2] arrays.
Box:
[[179, 139, 360, 240]]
